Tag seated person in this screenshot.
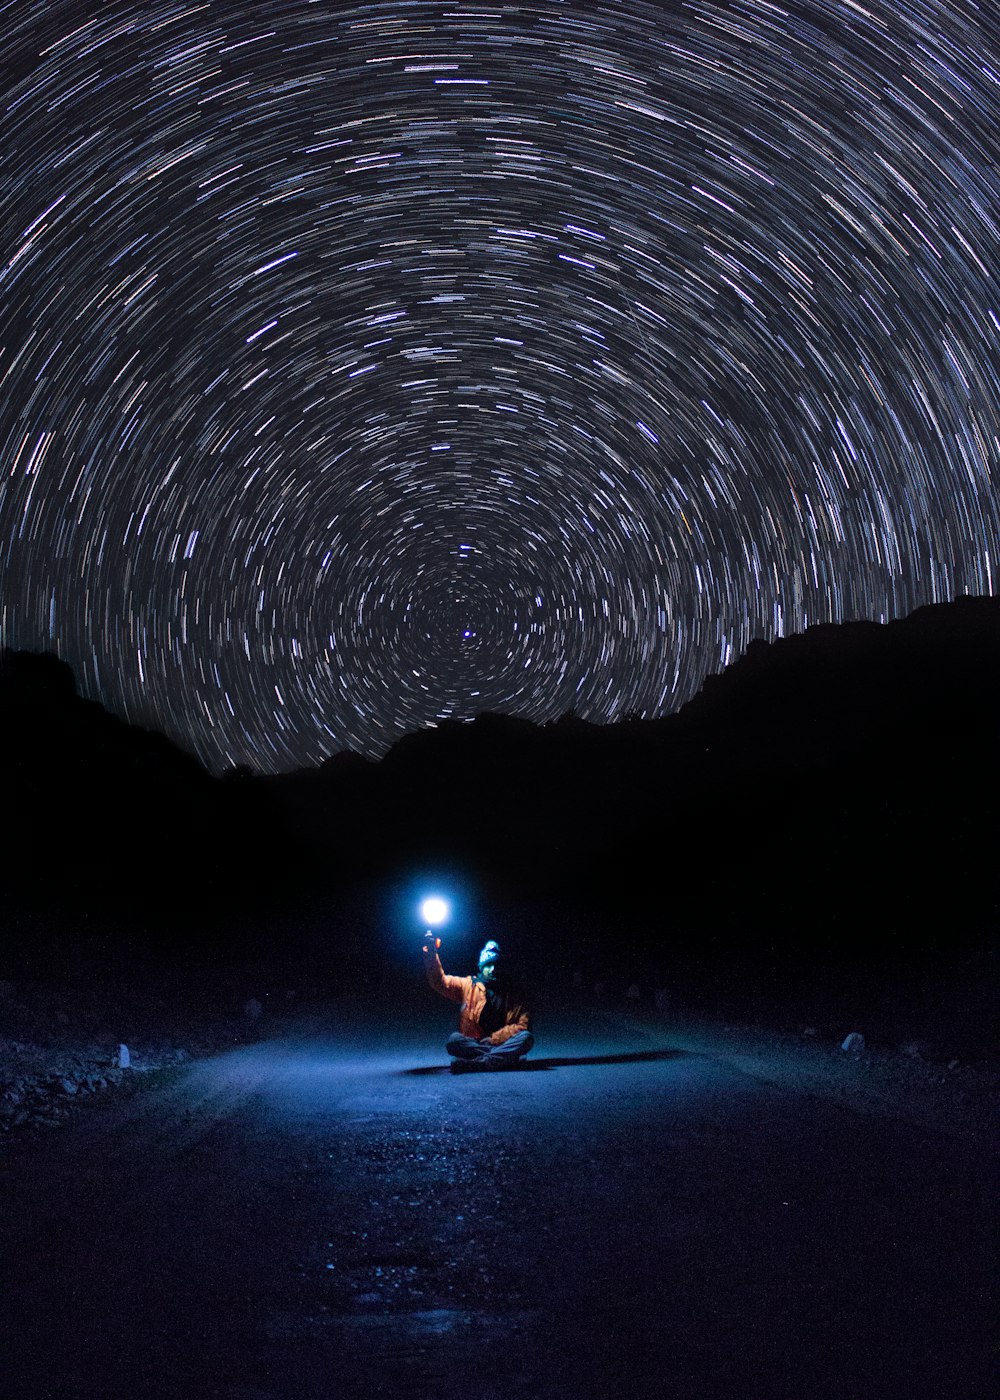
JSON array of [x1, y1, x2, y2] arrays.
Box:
[[422, 934, 534, 1072]]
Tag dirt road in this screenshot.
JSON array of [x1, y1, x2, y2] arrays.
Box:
[[1, 1006, 993, 1399]]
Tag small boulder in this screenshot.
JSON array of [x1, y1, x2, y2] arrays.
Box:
[[841, 1032, 865, 1054], [117, 1044, 131, 1069]]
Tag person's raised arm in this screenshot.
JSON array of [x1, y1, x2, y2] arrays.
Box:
[[421, 936, 466, 1003]]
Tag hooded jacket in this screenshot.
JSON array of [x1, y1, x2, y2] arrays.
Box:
[[423, 949, 531, 1045]]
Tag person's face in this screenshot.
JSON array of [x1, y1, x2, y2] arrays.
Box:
[[478, 941, 500, 979]]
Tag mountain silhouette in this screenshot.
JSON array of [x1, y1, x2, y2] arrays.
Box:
[[0, 647, 300, 964], [1, 597, 996, 1013]]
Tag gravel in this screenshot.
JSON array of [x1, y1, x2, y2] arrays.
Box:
[[0, 977, 252, 1141], [2, 979, 996, 1149]]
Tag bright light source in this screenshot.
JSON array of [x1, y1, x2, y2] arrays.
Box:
[[420, 896, 449, 927]]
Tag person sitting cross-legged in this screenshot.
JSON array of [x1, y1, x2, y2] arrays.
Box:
[[422, 935, 534, 1072]]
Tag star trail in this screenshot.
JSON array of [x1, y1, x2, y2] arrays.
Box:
[[0, 0, 997, 771]]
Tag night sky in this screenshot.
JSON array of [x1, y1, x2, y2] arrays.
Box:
[[0, 0, 997, 772]]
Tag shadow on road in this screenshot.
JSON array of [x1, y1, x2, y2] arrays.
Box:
[[402, 1048, 689, 1075]]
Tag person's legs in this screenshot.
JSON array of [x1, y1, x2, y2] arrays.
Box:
[[483, 1030, 535, 1067], [446, 1032, 490, 1061]]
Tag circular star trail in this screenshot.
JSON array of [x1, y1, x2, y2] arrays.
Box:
[[0, 0, 997, 770]]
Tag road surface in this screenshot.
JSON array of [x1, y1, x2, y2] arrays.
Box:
[[1, 1005, 993, 1399]]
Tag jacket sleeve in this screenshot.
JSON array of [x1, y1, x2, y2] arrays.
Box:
[[486, 1007, 531, 1045], [423, 950, 467, 1004]]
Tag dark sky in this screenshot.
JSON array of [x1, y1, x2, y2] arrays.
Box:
[[0, 0, 996, 772]]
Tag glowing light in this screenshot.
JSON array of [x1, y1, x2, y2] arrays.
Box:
[[420, 896, 450, 927]]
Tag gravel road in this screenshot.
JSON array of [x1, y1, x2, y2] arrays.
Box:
[[1, 1005, 993, 1399]]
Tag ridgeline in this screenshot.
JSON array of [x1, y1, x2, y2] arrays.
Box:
[[2, 598, 996, 1044]]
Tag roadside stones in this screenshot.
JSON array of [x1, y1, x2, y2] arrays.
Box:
[[841, 1032, 866, 1054], [0, 987, 241, 1141]]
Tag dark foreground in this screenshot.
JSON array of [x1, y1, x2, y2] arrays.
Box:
[[1, 1006, 993, 1400]]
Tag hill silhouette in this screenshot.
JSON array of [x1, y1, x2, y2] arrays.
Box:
[[0, 649, 301, 970], [269, 595, 997, 913], [265, 596, 997, 1037], [1, 597, 996, 1038]]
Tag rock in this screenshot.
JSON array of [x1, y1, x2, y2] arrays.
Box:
[[948, 1059, 961, 1071], [117, 1043, 131, 1069], [58, 1078, 78, 1096], [803, 1027, 818, 1038], [841, 1032, 865, 1054]]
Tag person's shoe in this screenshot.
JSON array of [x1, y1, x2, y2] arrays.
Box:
[[450, 1060, 481, 1074]]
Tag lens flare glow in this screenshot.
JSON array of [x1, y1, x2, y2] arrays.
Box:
[[420, 896, 450, 928]]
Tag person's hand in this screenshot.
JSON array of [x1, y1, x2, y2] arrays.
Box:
[[479, 1035, 494, 1046], [421, 934, 441, 956]]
